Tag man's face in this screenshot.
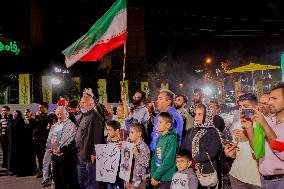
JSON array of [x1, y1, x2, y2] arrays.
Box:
[[80, 96, 91, 111], [269, 89, 284, 115], [55, 108, 66, 122], [116, 105, 124, 118], [24, 111, 31, 118], [238, 100, 255, 112], [193, 92, 202, 104], [209, 102, 219, 114], [156, 92, 171, 111], [259, 95, 270, 115], [38, 105, 47, 114], [174, 96, 185, 109], [132, 92, 143, 106], [1, 108, 8, 116]]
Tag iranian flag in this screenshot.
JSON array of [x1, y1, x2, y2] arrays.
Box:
[[62, 0, 127, 68]]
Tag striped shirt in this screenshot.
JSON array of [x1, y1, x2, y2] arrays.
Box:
[[0, 115, 12, 135]]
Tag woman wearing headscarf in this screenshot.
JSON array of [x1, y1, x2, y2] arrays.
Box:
[[8, 110, 33, 176], [181, 104, 222, 189], [47, 106, 79, 189]]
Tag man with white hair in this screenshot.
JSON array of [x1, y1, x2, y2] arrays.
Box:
[[75, 94, 105, 189]]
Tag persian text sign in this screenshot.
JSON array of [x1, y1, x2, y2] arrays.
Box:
[[0, 41, 20, 55]]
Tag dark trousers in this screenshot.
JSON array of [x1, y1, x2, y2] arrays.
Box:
[[156, 181, 171, 189], [77, 153, 100, 189], [52, 154, 80, 189], [34, 139, 47, 171], [1, 134, 8, 168]]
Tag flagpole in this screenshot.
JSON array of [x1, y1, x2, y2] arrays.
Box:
[[122, 42, 126, 83]]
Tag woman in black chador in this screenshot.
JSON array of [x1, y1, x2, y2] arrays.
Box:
[[8, 110, 35, 176]]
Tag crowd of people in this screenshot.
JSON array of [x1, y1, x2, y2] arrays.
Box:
[[1, 83, 284, 189]]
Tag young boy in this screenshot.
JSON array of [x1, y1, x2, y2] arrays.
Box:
[[151, 112, 178, 189], [126, 123, 150, 189], [171, 150, 198, 189], [105, 120, 124, 189]]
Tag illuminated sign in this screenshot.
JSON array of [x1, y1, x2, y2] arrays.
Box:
[[0, 41, 20, 55]]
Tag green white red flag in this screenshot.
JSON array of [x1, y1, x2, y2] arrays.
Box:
[[62, 0, 127, 68]]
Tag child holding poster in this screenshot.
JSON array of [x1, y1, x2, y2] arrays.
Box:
[[126, 123, 150, 189], [105, 120, 124, 189]]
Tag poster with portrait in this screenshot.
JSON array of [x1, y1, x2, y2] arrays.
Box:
[[46, 126, 62, 150], [95, 143, 120, 183], [119, 142, 134, 182]]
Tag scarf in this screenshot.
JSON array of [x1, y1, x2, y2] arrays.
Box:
[[60, 119, 77, 148]]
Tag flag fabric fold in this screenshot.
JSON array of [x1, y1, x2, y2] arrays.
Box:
[[62, 0, 127, 68]]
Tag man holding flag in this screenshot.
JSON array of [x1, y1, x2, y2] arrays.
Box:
[[64, 0, 127, 188]]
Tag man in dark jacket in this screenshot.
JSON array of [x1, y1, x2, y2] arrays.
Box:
[[75, 94, 105, 189], [33, 102, 51, 178]]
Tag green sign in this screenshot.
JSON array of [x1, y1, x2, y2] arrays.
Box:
[[0, 41, 20, 55]]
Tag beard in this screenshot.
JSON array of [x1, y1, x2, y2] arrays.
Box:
[[133, 99, 143, 106], [174, 104, 183, 109]]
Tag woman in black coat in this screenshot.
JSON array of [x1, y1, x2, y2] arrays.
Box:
[[181, 104, 222, 189], [8, 110, 34, 176]]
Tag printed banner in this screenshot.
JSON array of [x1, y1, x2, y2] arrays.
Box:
[[71, 77, 81, 101], [161, 83, 169, 90], [42, 76, 52, 103], [119, 141, 134, 182], [141, 81, 149, 98], [234, 81, 241, 97], [120, 80, 129, 101], [19, 74, 30, 104], [256, 81, 264, 100], [141, 82, 149, 91], [95, 143, 120, 183], [98, 79, 108, 104]]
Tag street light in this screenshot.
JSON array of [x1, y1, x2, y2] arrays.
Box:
[[205, 57, 212, 64], [51, 77, 61, 85]]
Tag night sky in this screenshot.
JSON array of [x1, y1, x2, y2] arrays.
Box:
[[1, 0, 284, 71]]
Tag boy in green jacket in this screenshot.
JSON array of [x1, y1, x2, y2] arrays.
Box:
[[151, 112, 178, 188]]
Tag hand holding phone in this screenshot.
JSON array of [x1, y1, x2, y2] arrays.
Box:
[[242, 109, 254, 120]]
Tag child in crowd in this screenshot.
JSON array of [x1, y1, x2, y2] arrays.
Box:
[[126, 123, 150, 189], [171, 150, 198, 189], [151, 112, 178, 189], [105, 120, 124, 189]]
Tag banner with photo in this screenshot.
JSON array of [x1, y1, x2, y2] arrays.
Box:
[[119, 141, 134, 182], [19, 74, 30, 104], [161, 83, 169, 90], [42, 76, 52, 103], [98, 79, 108, 104]]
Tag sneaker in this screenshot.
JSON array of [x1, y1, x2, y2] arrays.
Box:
[[41, 178, 51, 187]]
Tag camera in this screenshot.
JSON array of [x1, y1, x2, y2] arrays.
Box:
[[242, 109, 254, 119]]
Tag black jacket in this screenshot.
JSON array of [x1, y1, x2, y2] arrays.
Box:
[[75, 109, 105, 162], [181, 127, 222, 174]]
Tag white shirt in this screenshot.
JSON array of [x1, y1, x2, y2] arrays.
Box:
[[229, 113, 261, 186]]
